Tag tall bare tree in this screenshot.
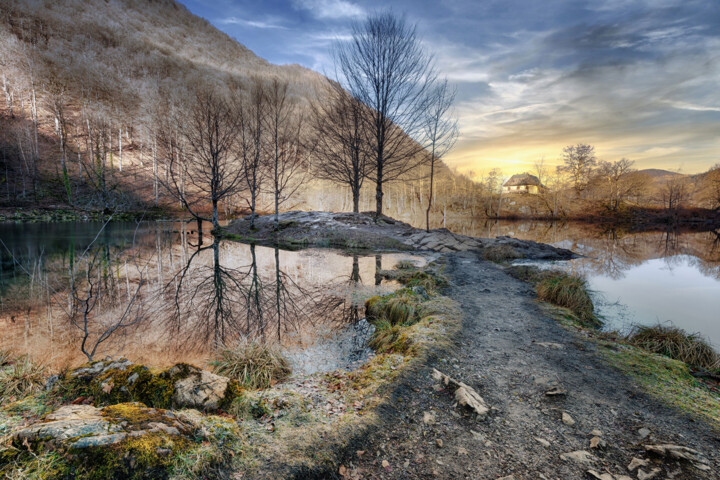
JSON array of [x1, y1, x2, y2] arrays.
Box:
[[561, 143, 597, 198], [265, 79, 306, 231], [422, 79, 457, 231], [596, 158, 635, 211], [334, 11, 435, 218], [162, 91, 242, 229], [238, 80, 267, 228], [309, 82, 370, 213]]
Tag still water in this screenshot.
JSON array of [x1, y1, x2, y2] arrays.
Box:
[[0, 221, 425, 373], [1, 218, 718, 370], [502, 223, 720, 347]]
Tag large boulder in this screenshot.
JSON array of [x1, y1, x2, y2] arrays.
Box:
[[61, 359, 240, 412], [164, 364, 237, 411]]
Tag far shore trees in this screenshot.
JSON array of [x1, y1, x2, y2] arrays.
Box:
[[309, 82, 370, 213], [561, 143, 597, 198], [238, 79, 267, 229], [596, 158, 637, 211], [334, 11, 436, 218]]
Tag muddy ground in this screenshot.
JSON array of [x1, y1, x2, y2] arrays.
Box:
[[333, 252, 719, 480]]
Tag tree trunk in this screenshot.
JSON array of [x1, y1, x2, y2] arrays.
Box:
[[426, 154, 435, 232]]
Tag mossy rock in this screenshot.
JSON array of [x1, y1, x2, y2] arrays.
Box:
[[60, 360, 239, 412]]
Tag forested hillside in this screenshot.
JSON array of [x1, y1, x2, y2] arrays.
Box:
[[0, 0, 474, 222]]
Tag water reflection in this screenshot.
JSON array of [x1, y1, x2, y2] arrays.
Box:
[[0, 221, 423, 370]]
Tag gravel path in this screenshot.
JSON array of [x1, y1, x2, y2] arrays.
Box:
[[344, 252, 720, 480]]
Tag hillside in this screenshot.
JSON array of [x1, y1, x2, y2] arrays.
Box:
[[0, 0, 470, 221]]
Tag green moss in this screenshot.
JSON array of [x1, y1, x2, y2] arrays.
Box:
[[600, 343, 720, 428]]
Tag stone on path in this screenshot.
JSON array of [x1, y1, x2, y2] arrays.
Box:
[[431, 369, 490, 418], [561, 411, 576, 426], [560, 450, 596, 464]]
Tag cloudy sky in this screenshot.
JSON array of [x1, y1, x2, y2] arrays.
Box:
[[180, 0, 720, 175]]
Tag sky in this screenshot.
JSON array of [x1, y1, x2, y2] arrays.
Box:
[[179, 0, 720, 176]]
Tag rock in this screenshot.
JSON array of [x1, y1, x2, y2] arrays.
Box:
[[64, 361, 237, 412], [13, 405, 119, 447], [13, 402, 196, 453], [560, 450, 596, 464], [638, 427, 651, 439], [645, 444, 709, 467], [590, 429, 603, 436], [587, 470, 614, 480], [431, 369, 490, 418], [498, 476, 515, 480], [561, 412, 576, 426], [435, 439, 443, 448], [45, 374, 60, 391], [535, 437, 551, 447], [423, 411, 436, 425], [545, 387, 566, 396], [627, 457, 649, 471], [589, 436, 606, 449], [637, 468, 661, 480], [165, 364, 234, 411]]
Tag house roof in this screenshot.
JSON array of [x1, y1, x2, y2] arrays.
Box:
[[503, 173, 542, 187]]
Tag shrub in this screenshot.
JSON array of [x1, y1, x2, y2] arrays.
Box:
[[0, 355, 47, 403], [211, 340, 291, 390], [536, 273, 598, 327], [627, 324, 720, 371]]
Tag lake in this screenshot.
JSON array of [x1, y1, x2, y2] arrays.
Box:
[[0, 220, 425, 373], [1, 217, 718, 372]]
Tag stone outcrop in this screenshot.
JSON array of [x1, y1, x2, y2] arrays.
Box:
[[223, 211, 578, 260], [62, 358, 239, 412], [13, 402, 195, 450]]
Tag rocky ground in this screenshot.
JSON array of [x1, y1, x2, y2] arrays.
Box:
[[340, 252, 719, 480], [222, 211, 576, 260]]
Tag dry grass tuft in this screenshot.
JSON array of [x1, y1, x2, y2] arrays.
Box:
[[536, 273, 598, 327], [394, 260, 417, 270], [627, 324, 720, 371], [483, 244, 522, 263], [211, 340, 292, 390], [0, 355, 47, 403]]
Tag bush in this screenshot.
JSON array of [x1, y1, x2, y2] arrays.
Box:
[[536, 273, 598, 327], [627, 324, 720, 371], [0, 355, 47, 403], [211, 340, 291, 390]]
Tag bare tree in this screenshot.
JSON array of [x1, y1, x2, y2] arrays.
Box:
[[561, 143, 597, 198], [334, 11, 435, 218], [423, 79, 457, 231], [309, 81, 370, 213], [265, 79, 306, 231], [238, 80, 267, 228], [662, 174, 691, 221], [160, 91, 242, 229], [595, 158, 636, 211]]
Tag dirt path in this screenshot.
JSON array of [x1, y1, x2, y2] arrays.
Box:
[[344, 252, 720, 480]]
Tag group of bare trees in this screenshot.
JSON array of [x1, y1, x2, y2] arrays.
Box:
[[310, 12, 458, 229], [155, 78, 306, 230]]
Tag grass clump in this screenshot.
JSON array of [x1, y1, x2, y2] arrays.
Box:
[[365, 289, 420, 327], [483, 244, 522, 263], [0, 355, 47, 404], [600, 343, 720, 428], [536, 273, 598, 327], [627, 324, 720, 371], [211, 340, 291, 390]]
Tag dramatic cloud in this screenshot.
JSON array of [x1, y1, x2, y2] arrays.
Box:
[[182, 0, 720, 174]]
